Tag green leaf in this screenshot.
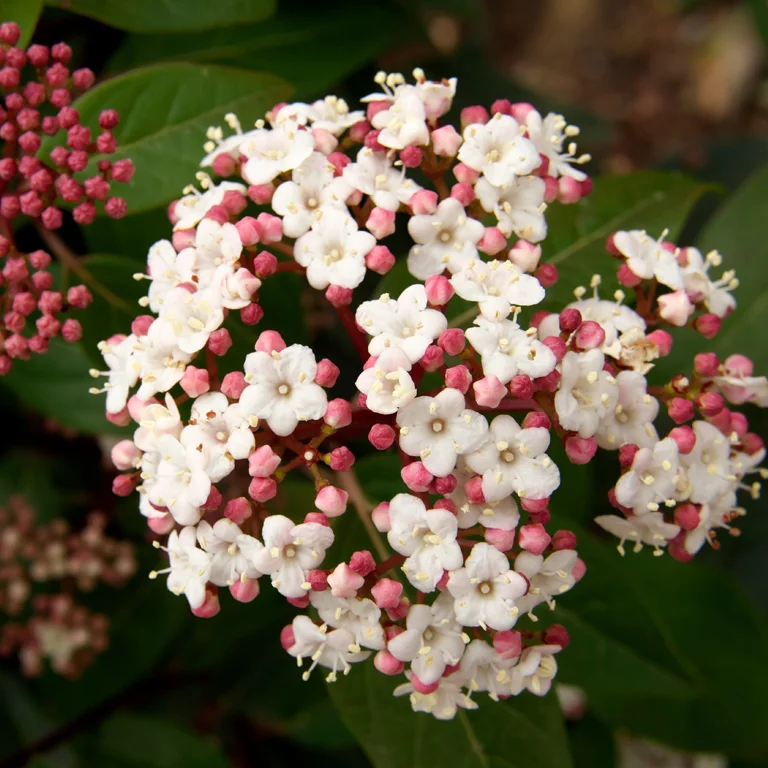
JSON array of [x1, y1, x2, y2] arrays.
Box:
[[747, 0, 768, 50], [0, 338, 125, 435], [45, 0, 275, 33], [3, 0, 42, 47], [327, 661, 573, 768], [98, 713, 227, 767], [106, 2, 409, 99], [541, 171, 714, 310], [566, 715, 616, 768], [39, 63, 292, 215]]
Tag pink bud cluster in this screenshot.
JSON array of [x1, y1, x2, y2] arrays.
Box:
[[97, 69, 765, 720], [0, 495, 136, 677]]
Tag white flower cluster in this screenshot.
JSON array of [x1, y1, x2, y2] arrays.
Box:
[[98, 69, 765, 722]]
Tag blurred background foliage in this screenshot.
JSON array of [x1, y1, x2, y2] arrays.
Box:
[[0, 0, 767, 766]]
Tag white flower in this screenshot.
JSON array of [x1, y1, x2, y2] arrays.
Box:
[[387, 594, 467, 683], [514, 550, 578, 617], [522, 110, 587, 180], [509, 645, 562, 696], [145, 240, 193, 313], [172, 181, 246, 231], [135, 328, 192, 401], [310, 591, 385, 651], [448, 543, 528, 631], [595, 512, 680, 556], [181, 392, 255, 482], [271, 153, 351, 238], [475, 176, 547, 242], [595, 370, 659, 450], [450, 470, 520, 530], [96, 334, 142, 414], [612, 230, 684, 290], [466, 317, 556, 383], [152, 287, 224, 356], [213, 264, 260, 309], [396, 388, 489, 477], [416, 76, 457, 122], [356, 284, 447, 364], [148, 435, 211, 526], [465, 414, 560, 502], [451, 259, 545, 320], [680, 421, 734, 505], [133, 393, 182, 453], [459, 640, 518, 700], [614, 438, 681, 514], [196, 519, 263, 587], [240, 344, 327, 436], [394, 672, 477, 720], [554, 349, 619, 438], [286, 615, 369, 682], [355, 348, 416, 415], [342, 148, 422, 211], [252, 515, 334, 598], [199, 120, 261, 168], [294, 209, 375, 290], [681, 247, 737, 317], [407, 198, 484, 279], [155, 527, 211, 609], [274, 96, 364, 136], [193, 218, 243, 275], [712, 370, 768, 408], [458, 113, 540, 187], [240, 120, 315, 185], [371, 84, 430, 149], [387, 493, 463, 592]]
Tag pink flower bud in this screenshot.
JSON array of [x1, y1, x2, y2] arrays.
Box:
[[564, 435, 597, 465], [28, 334, 48, 355], [112, 474, 137, 497], [0, 22, 21, 45], [247, 183, 275, 205], [460, 105, 490, 128], [424, 274, 454, 306], [325, 284, 353, 307], [248, 477, 277, 503], [401, 461, 433, 492], [674, 503, 700, 531], [542, 176, 559, 202], [728, 412, 748, 438], [445, 364, 472, 393], [327, 563, 365, 598], [112, 159, 136, 184], [618, 443, 639, 468], [374, 650, 405, 676], [191, 588, 221, 618], [328, 446, 355, 471], [280, 624, 296, 651], [312, 126, 338, 154], [473, 374, 506, 407], [506, 241, 541, 273], [558, 176, 583, 204], [542, 335, 567, 362], [411, 675, 440, 695], [235, 216, 260, 247], [255, 330, 286, 354], [438, 328, 464, 356], [559, 308, 582, 333], [36, 315, 61, 339], [365, 245, 395, 274], [147, 514, 174, 535], [521, 497, 550, 515], [573, 557, 587, 582], [669, 425, 696, 454], [477, 226, 507, 256], [409, 189, 439, 215], [370, 578, 403, 609], [534, 369, 561, 392], [366, 101, 389, 122], [464, 475, 485, 504], [66, 284, 93, 309], [287, 594, 310, 609], [221, 189, 246, 216], [248, 445, 281, 477], [111, 440, 140, 470], [204, 327, 231, 357], [419, 344, 444, 372], [493, 630, 522, 659], [508, 374, 534, 400], [742, 432, 764, 455], [668, 532, 695, 563], [230, 578, 260, 603], [431, 124, 463, 156], [616, 263, 643, 287], [212, 153, 236, 177], [202, 486, 222, 511], [372, 501, 391, 532], [552, 529, 577, 550], [697, 391, 724, 417], [450, 181, 475, 206], [180, 366, 210, 397], [364, 129, 386, 152], [523, 412, 551, 430], [535, 262, 558, 287], [399, 145, 423, 167], [369, 423, 396, 450], [518, 523, 551, 555], [572, 320, 605, 350], [366, 206, 396, 240], [542, 624, 570, 649], [224, 496, 252, 525], [255, 213, 282, 243], [205, 204, 229, 225], [350, 550, 376, 576], [221, 371, 247, 399], [315, 485, 348, 517], [453, 162, 480, 184], [658, 290, 694, 327], [304, 569, 327, 591], [433, 498, 457, 514], [646, 329, 673, 357], [484, 527, 516, 551], [725, 353, 754, 376], [304, 512, 329, 527], [315, 358, 340, 387]]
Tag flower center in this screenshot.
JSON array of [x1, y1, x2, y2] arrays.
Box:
[[284, 545, 297, 558], [438, 230, 453, 244], [327, 248, 343, 263], [306, 196, 318, 209], [479, 581, 493, 595], [423, 628, 434, 641], [431, 419, 445, 433], [278, 383, 291, 396]]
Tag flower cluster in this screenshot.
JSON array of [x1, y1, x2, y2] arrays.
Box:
[[0, 495, 136, 677], [0, 21, 135, 374], [97, 70, 765, 720]]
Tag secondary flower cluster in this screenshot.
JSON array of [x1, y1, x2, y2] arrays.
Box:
[[0, 495, 136, 677], [97, 70, 765, 720], [0, 21, 135, 374]]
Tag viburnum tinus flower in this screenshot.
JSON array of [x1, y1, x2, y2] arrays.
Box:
[[94, 66, 765, 723]]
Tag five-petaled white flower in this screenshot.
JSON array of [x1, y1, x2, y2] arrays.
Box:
[[370, 84, 430, 149], [343, 148, 422, 211], [475, 176, 547, 242], [595, 512, 681, 556], [595, 370, 659, 450], [612, 230, 684, 290], [196, 518, 263, 587], [355, 348, 417, 415], [614, 437, 681, 514], [310, 591, 386, 651], [154, 527, 212, 609], [240, 120, 316, 185]]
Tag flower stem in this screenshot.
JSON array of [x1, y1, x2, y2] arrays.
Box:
[[335, 468, 389, 562]]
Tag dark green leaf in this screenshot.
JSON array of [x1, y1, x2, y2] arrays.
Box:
[[747, 0, 768, 50], [98, 713, 227, 767], [39, 63, 292, 215], [3, 0, 42, 47], [327, 661, 573, 768], [566, 715, 616, 768], [1, 338, 125, 435], [45, 0, 275, 33], [106, 2, 409, 99], [84, 208, 173, 262]]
